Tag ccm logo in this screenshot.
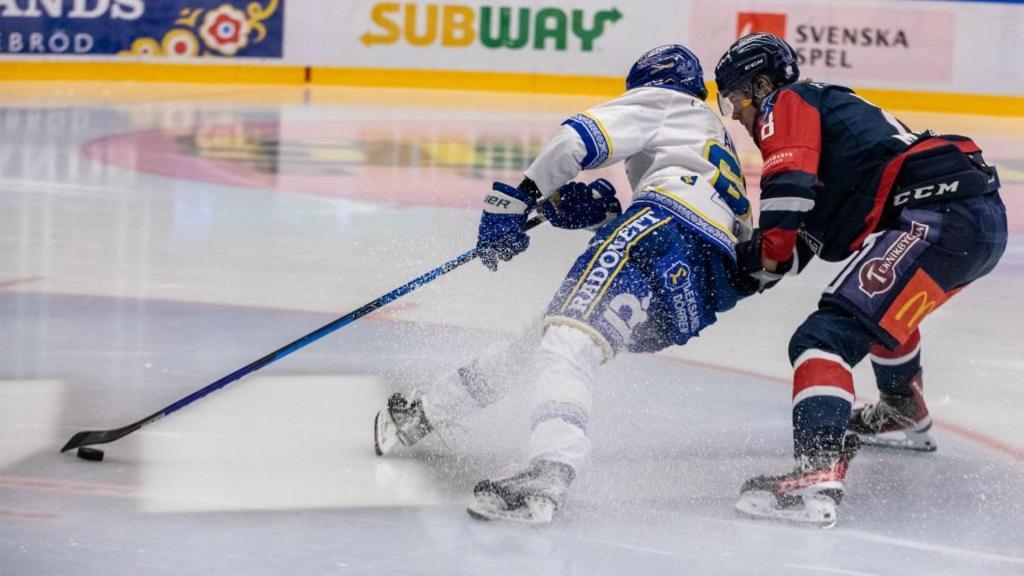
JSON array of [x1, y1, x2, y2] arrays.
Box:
[[485, 195, 511, 209], [893, 180, 959, 207]]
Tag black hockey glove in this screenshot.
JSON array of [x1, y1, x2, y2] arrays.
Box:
[[734, 229, 792, 293]]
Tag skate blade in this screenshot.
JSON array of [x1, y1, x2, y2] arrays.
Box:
[[467, 494, 555, 525], [373, 410, 399, 457], [735, 491, 838, 529], [856, 427, 936, 452]]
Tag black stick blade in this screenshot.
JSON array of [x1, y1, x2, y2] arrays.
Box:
[[61, 431, 93, 452], [61, 428, 132, 452]]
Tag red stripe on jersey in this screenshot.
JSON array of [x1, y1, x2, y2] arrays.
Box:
[[870, 328, 921, 359], [851, 137, 984, 251], [762, 228, 798, 262], [757, 90, 822, 178], [793, 358, 854, 400]]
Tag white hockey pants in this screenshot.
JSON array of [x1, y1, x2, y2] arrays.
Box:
[[525, 324, 604, 472]]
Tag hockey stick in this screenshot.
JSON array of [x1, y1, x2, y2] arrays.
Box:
[[61, 215, 546, 453]]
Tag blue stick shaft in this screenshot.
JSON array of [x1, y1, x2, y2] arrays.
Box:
[[61, 216, 543, 451], [161, 248, 477, 417]]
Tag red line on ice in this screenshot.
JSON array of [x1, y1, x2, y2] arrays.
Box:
[[0, 475, 138, 497], [657, 355, 1024, 466], [0, 508, 63, 521], [0, 276, 42, 290]]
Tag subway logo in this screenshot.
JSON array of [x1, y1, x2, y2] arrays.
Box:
[[361, 3, 622, 51]]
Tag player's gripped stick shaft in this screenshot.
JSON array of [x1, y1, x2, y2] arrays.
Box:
[[61, 215, 547, 461]]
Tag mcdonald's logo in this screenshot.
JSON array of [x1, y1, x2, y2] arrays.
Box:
[[880, 269, 952, 344], [894, 291, 938, 330]]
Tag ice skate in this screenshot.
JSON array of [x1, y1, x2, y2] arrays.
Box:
[[849, 370, 936, 452], [736, 435, 859, 528], [466, 460, 575, 525], [373, 392, 434, 456]]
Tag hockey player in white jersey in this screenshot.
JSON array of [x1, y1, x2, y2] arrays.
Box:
[[374, 45, 756, 524]]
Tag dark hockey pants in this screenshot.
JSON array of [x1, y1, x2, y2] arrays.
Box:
[[788, 192, 1007, 455]]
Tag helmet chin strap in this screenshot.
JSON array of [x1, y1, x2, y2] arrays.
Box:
[[749, 80, 784, 143]]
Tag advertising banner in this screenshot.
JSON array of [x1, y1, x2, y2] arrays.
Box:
[[689, 1, 956, 86], [0, 0, 1022, 99], [287, 1, 679, 76], [0, 0, 284, 58]]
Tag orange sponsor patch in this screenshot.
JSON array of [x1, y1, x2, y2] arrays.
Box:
[[879, 269, 957, 344], [736, 13, 787, 39]]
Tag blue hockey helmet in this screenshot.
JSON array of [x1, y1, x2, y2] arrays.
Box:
[[626, 44, 707, 101], [714, 33, 799, 113]]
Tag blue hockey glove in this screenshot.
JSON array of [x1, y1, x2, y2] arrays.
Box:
[[477, 181, 538, 271], [540, 178, 622, 230]]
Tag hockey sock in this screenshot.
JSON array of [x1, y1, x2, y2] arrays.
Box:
[[869, 329, 922, 397], [792, 350, 855, 456], [526, 325, 601, 471]]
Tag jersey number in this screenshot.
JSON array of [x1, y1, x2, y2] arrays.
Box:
[[704, 140, 751, 218]]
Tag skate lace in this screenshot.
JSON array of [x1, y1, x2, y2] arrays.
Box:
[[392, 399, 433, 444], [771, 455, 840, 493], [860, 400, 911, 431], [794, 454, 816, 474], [492, 461, 574, 503]]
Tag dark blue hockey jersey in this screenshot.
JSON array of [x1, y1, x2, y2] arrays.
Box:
[[752, 82, 985, 263]]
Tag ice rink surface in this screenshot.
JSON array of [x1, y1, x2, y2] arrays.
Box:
[[1, 83, 1022, 575]]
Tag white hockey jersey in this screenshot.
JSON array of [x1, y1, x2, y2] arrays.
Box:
[[524, 86, 752, 255]]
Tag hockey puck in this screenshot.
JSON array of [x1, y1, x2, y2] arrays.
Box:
[[76, 447, 104, 462]]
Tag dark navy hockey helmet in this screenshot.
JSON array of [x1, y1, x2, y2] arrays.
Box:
[[626, 44, 707, 101], [714, 33, 799, 113]]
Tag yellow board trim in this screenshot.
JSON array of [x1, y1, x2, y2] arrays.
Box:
[[0, 61, 305, 84], [850, 88, 1024, 118], [705, 83, 1024, 119], [1, 62, 1022, 117], [311, 66, 624, 95]]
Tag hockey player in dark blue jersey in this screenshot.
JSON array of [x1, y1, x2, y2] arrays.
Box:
[[715, 33, 1007, 526]]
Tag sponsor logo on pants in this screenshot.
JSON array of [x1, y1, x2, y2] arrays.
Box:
[[564, 211, 665, 316], [858, 221, 929, 297], [663, 261, 701, 335]]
